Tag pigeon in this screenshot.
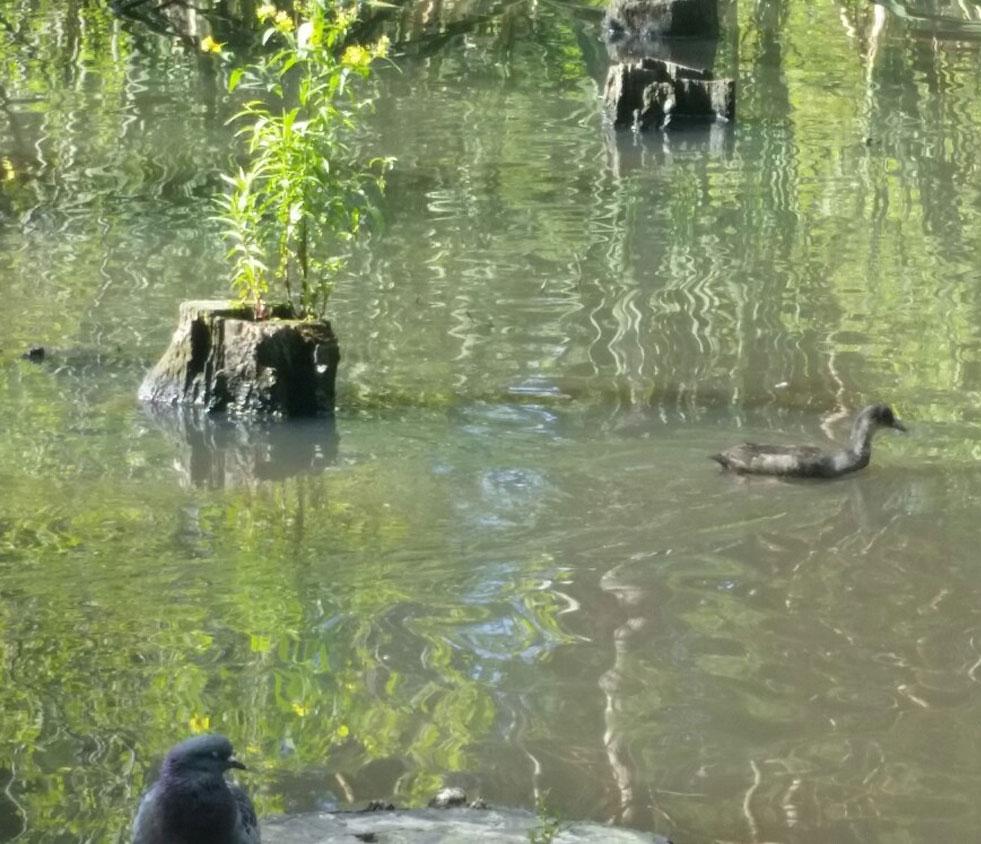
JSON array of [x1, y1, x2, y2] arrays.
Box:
[[132, 734, 260, 844]]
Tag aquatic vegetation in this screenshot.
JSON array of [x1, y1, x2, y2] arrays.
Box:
[[528, 794, 564, 844], [215, 2, 393, 317]]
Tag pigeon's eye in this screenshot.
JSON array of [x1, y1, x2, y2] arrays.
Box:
[[211, 751, 219, 759]]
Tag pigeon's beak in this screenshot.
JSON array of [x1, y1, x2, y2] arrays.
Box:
[[227, 756, 247, 771]]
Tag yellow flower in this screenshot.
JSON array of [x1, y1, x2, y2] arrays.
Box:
[[292, 702, 310, 717], [1, 157, 14, 181], [341, 44, 370, 68], [336, 724, 350, 738], [274, 10, 295, 32], [189, 714, 211, 733], [200, 35, 223, 54], [336, 8, 358, 29], [257, 3, 277, 20]]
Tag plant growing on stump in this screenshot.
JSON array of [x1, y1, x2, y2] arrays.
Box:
[[216, 1, 391, 319]]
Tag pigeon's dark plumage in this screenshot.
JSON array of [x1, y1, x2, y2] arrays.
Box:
[[711, 404, 907, 478], [132, 734, 260, 844]]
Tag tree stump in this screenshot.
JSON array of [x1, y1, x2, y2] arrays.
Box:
[[138, 300, 340, 417], [605, 0, 720, 40], [604, 58, 735, 130]]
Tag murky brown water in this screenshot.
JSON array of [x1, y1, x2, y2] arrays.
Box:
[[2, 1, 981, 841]]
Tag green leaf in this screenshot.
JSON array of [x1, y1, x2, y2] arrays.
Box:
[[227, 66, 245, 93]]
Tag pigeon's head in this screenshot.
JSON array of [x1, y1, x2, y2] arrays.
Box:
[[162, 734, 246, 778]]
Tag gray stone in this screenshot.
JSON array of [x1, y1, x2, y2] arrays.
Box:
[[261, 808, 671, 843], [138, 300, 339, 417], [428, 787, 468, 809]]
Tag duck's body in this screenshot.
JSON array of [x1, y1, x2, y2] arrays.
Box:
[[711, 404, 906, 478]]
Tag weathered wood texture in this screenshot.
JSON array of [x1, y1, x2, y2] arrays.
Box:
[[605, 0, 720, 39], [604, 58, 735, 130], [139, 300, 340, 416]]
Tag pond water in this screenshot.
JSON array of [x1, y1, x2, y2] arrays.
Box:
[[2, 0, 981, 841]]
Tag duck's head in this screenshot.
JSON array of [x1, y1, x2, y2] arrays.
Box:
[[863, 403, 907, 432]]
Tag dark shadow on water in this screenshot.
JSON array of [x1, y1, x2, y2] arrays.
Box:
[[141, 406, 340, 489]]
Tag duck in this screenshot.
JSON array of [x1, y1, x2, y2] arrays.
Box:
[[711, 404, 906, 478]]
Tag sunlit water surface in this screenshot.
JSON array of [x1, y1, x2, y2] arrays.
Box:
[[2, 1, 981, 841]]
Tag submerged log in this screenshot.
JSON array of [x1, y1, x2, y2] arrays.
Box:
[[604, 58, 735, 130], [138, 300, 340, 417]]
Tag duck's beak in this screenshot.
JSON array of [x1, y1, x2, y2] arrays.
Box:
[[227, 756, 247, 771], [892, 419, 908, 433]]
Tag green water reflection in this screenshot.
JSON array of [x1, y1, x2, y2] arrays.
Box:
[[2, 1, 981, 842]]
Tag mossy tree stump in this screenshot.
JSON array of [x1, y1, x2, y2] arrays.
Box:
[[604, 58, 735, 130], [139, 300, 340, 416], [602, 0, 734, 132]]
